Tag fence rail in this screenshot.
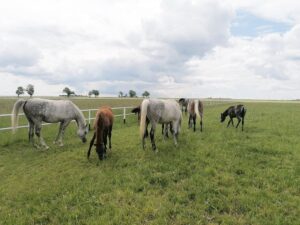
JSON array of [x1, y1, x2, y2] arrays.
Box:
[[0, 106, 136, 132]]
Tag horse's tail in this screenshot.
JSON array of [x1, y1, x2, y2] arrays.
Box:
[[11, 99, 27, 134], [194, 99, 201, 119], [140, 99, 149, 140]]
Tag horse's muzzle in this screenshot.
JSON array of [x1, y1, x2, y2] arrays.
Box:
[[82, 137, 87, 143]]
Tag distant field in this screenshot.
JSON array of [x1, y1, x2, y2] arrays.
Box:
[[0, 97, 299, 225]]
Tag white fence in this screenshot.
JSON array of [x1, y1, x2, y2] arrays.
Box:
[[0, 106, 136, 132]]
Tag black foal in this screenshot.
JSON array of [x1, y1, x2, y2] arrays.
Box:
[[220, 104, 247, 131]]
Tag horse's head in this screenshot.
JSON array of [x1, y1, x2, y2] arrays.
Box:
[[131, 106, 141, 121], [96, 143, 105, 160], [178, 98, 185, 104], [77, 124, 88, 143], [220, 113, 226, 122]]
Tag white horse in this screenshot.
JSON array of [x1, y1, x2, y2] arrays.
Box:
[[11, 98, 88, 149], [139, 99, 182, 151]]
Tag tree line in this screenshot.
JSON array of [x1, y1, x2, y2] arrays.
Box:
[[16, 85, 150, 98], [16, 84, 34, 97]]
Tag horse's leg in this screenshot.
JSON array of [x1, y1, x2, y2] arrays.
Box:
[[193, 115, 196, 132], [108, 125, 112, 149], [188, 114, 192, 128], [34, 122, 49, 149], [54, 121, 63, 144], [172, 120, 179, 147], [55, 120, 71, 146], [236, 117, 241, 129], [28, 122, 34, 145], [150, 123, 157, 151], [227, 118, 231, 127], [200, 115, 203, 132], [87, 132, 96, 159], [103, 129, 108, 158], [165, 123, 170, 138], [242, 116, 244, 131]]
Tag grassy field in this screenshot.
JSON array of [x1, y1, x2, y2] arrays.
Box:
[[0, 97, 299, 225]]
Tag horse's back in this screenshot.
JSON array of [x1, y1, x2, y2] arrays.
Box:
[[24, 98, 78, 122], [147, 99, 181, 123], [96, 106, 114, 127]]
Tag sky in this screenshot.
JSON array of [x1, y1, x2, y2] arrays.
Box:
[[0, 0, 300, 99]]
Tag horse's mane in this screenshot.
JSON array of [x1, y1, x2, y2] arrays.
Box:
[[71, 102, 86, 127]]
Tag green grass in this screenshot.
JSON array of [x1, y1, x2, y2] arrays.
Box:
[[0, 98, 299, 225]]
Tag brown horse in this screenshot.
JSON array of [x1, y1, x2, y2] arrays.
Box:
[[187, 99, 204, 132], [87, 106, 114, 160]]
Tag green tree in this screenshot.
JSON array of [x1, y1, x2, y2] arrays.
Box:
[[142, 91, 150, 98], [93, 90, 99, 97], [16, 86, 24, 97], [63, 87, 73, 97], [26, 84, 34, 97], [118, 91, 124, 98], [129, 90, 137, 98]]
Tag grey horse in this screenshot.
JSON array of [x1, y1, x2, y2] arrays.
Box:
[[139, 99, 182, 151], [11, 98, 88, 149]]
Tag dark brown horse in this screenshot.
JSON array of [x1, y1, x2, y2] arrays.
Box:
[[87, 106, 114, 160], [220, 104, 246, 131], [187, 99, 204, 132]]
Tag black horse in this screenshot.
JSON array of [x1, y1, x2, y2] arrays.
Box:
[[178, 98, 189, 115], [220, 104, 247, 131]]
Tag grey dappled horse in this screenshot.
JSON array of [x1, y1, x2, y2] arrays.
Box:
[[139, 99, 182, 151], [11, 98, 88, 149], [220, 104, 247, 131], [187, 99, 204, 132]]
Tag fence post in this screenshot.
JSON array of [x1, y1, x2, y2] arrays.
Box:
[[123, 107, 126, 124], [88, 109, 91, 131]]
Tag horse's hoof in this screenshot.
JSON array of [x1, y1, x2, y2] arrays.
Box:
[[34, 144, 41, 149]]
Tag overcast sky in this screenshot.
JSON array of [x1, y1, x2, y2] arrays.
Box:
[[0, 0, 299, 99]]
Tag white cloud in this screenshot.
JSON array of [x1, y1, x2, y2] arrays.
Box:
[[0, 0, 299, 99]]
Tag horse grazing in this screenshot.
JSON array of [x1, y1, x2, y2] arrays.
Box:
[[87, 106, 114, 160], [187, 99, 204, 132], [139, 99, 182, 151], [11, 98, 88, 149], [132, 106, 172, 138], [220, 104, 247, 131], [178, 98, 189, 115]]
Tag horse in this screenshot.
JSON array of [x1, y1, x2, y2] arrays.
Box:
[[139, 99, 182, 151], [179, 98, 189, 115], [131, 106, 172, 138], [187, 99, 204, 132], [220, 104, 247, 131], [87, 106, 114, 160], [11, 98, 88, 149]]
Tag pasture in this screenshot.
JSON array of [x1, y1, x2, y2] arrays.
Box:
[[0, 97, 299, 225]]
